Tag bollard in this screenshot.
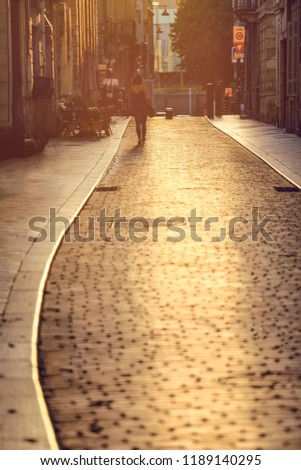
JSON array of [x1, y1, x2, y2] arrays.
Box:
[[215, 84, 222, 117], [206, 83, 214, 119], [165, 107, 173, 119]]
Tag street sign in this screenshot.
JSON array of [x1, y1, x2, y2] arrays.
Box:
[[232, 47, 244, 62], [235, 44, 244, 53], [234, 51, 244, 59], [235, 53, 244, 59], [233, 26, 245, 45]]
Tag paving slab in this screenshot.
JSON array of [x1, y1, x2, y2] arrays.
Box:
[[209, 115, 301, 189]]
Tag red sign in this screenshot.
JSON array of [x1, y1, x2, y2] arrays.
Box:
[[233, 26, 245, 46], [232, 46, 244, 61], [235, 44, 244, 53]]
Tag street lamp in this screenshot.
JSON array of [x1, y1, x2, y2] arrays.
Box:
[[152, 2, 170, 73]]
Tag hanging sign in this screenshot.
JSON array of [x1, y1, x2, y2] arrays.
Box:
[[233, 26, 245, 46], [232, 46, 244, 62], [235, 44, 245, 53]]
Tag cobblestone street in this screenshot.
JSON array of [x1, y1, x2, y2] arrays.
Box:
[[39, 117, 301, 450]]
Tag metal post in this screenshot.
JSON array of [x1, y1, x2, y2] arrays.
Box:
[[40, 0, 46, 76], [206, 83, 214, 119], [215, 84, 222, 117], [156, 8, 160, 72]]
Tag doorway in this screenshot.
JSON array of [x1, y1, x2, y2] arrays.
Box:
[[279, 39, 287, 129]]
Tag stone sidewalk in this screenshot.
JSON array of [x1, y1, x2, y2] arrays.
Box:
[[40, 118, 301, 450], [0, 117, 130, 449], [209, 115, 301, 189]]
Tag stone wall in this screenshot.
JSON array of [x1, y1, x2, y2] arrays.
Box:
[[258, 0, 277, 123], [0, 1, 11, 129]]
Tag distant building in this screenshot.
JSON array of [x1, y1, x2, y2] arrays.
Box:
[[97, 0, 154, 87], [152, 0, 180, 74]]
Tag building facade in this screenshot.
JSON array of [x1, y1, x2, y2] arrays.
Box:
[[0, 0, 53, 159], [0, 0, 14, 155], [0, 0, 154, 159], [276, 0, 301, 133], [233, 0, 277, 124], [48, 0, 98, 98], [234, 0, 301, 134], [0, 0, 100, 158], [258, 0, 277, 123], [97, 0, 154, 87]]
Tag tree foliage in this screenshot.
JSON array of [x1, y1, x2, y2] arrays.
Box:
[[170, 0, 233, 85]]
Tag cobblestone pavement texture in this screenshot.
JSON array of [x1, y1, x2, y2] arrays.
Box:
[[39, 117, 301, 450]]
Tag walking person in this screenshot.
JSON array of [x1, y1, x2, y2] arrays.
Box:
[[129, 73, 151, 144]]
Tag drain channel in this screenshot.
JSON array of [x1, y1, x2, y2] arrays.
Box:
[[274, 186, 300, 193], [95, 186, 120, 192]]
